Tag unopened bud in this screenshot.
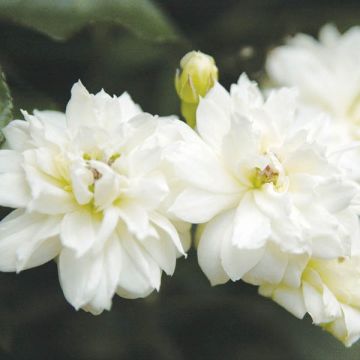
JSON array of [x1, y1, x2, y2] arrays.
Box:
[[175, 51, 218, 127]]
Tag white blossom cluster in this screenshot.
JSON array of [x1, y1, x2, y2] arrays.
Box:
[[0, 24, 360, 346]]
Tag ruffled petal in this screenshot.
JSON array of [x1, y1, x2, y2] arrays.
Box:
[[197, 210, 234, 285], [60, 209, 101, 257], [232, 192, 271, 249], [65, 81, 97, 132], [170, 187, 239, 223], [58, 247, 103, 311], [0, 173, 30, 208], [0, 209, 61, 272]]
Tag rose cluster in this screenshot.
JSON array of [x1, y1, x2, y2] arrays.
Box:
[[1, 24, 360, 346]]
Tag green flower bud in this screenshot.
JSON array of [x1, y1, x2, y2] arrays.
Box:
[[175, 51, 218, 127]]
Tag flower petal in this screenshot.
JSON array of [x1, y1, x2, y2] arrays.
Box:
[[149, 212, 185, 255], [0, 209, 61, 272], [242, 244, 288, 285], [197, 210, 233, 285], [117, 229, 160, 296], [2, 120, 30, 151], [0, 173, 30, 208], [65, 81, 97, 132], [118, 200, 154, 240], [170, 187, 239, 223], [58, 247, 103, 311], [60, 209, 101, 257], [196, 88, 231, 152], [82, 235, 122, 315], [231, 192, 271, 249], [166, 139, 239, 194]]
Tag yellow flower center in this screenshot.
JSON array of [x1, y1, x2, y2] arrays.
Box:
[[250, 165, 279, 189]]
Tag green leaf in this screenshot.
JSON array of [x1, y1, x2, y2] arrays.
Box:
[[0, 69, 13, 143], [0, 0, 181, 43]]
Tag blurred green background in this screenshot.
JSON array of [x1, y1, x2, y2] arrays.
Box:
[[1, 0, 360, 359]]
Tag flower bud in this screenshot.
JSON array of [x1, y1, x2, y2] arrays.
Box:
[[175, 51, 218, 127]]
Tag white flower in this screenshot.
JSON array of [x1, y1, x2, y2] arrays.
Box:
[[259, 257, 360, 347], [167, 74, 359, 288], [266, 24, 360, 180], [0, 81, 190, 314]]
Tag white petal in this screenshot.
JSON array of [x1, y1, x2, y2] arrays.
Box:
[[69, 163, 93, 205], [58, 247, 103, 310], [340, 304, 360, 347], [2, 120, 30, 151], [116, 242, 155, 299], [231, 73, 264, 108], [205, 82, 232, 116], [83, 235, 122, 314], [24, 111, 66, 149], [92, 161, 121, 209], [273, 286, 307, 319], [253, 184, 290, 220], [126, 171, 168, 210], [118, 201, 153, 240], [316, 179, 356, 213], [117, 92, 142, 121], [196, 89, 231, 152], [65, 81, 97, 132], [96, 207, 120, 249], [22, 235, 61, 271], [149, 212, 184, 255], [198, 210, 233, 285], [322, 285, 342, 320], [23, 150, 76, 214], [127, 145, 162, 177], [118, 229, 161, 292], [0, 173, 30, 208], [221, 115, 259, 174], [167, 140, 239, 194], [260, 285, 307, 319], [170, 187, 239, 223], [33, 110, 66, 125], [243, 244, 288, 285], [0, 150, 23, 173], [231, 192, 271, 249], [221, 237, 265, 282], [175, 220, 192, 254], [302, 279, 333, 324], [141, 230, 177, 276], [0, 209, 61, 272], [264, 87, 297, 133], [60, 209, 101, 257], [281, 254, 309, 288]]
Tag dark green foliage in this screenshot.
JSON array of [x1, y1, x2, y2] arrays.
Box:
[[0, 70, 12, 143]]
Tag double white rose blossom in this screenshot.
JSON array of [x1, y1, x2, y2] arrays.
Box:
[[266, 24, 360, 181], [262, 24, 360, 345], [0, 82, 190, 314], [1, 37, 360, 346], [167, 74, 360, 345], [169, 74, 359, 286], [260, 257, 360, 347]]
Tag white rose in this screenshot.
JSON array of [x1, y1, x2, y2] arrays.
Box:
[[167, 74, 359, 288], [266, 24, 360, 181], [0, 81, 190, 314], [260, 257, 360, 347]]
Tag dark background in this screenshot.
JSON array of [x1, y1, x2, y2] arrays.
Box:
[[0, 0, 360, 359]]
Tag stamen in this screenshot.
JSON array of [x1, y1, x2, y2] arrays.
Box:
[[91, 168, 102, 180], [108, 153, 121, 166], [252, 165, 279, 188]]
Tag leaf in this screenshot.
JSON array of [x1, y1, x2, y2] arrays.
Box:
[[0, 0, 182, 43], [0, 69, 13, 143]]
